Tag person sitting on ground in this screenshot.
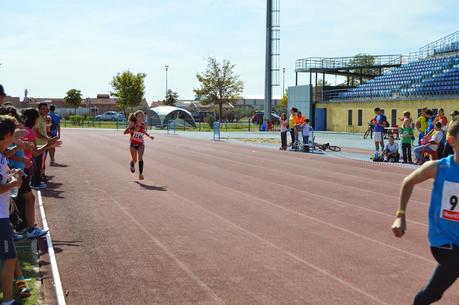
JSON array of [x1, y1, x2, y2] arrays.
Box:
[[302, 119, 311, 152], [383, 135, 400, 162], [279, 113, 288, 150], [414, 122, 443, 165]]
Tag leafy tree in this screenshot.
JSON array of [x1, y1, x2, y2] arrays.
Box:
[[110, 70, 146, 113], [349, 53, 376, 85], [194, 57, 244, 122], [279, 91, 288, 108], [163, 89, 179, 106], [317, 79, 331, 87], [64, 89, 82, 114]]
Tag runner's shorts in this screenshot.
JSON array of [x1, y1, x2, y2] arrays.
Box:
[[374, 131, 383, 142]]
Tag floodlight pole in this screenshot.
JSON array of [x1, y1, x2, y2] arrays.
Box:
[[165, 65, 169, 98], [263, 0, 273, 126]]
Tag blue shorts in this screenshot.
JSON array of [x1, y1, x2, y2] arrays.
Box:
[[0, 218, 17, 260]]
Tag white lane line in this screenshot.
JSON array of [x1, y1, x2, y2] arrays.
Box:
[[37, 190, 67, 305], [99, 189, 227, 305]]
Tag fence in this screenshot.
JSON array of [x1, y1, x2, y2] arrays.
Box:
[[61, 118, 280, 132]]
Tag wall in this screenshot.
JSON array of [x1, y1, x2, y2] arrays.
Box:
[[316, 98, 459, 132], [288, 85, 313, 120]]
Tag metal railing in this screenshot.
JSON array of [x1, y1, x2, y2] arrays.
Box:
[[295, 55, 403, 72]]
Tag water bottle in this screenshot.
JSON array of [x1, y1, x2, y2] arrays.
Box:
[[10, 187, 18, 198]]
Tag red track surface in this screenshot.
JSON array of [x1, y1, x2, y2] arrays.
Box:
[[40, 129, 459, 305]]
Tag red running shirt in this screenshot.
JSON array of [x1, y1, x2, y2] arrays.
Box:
[[130, 123, 146, 145]]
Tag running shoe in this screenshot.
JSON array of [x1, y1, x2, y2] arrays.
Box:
[[130, 161, 135, 173], [31, 183, 47, 190], [26, 226, 48, 240], [13, 232, 24, 241], [139, 174, 144, 181]]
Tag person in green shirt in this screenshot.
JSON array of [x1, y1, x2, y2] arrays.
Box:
[[401, 113, 414, 163]]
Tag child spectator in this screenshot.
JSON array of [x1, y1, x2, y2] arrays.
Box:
[[383, 135, 400, 162], [279, 113, 288, 150], [373, 108, 385, 154], [416, 108, 428, 145], [400, 117, 414, 163], [0, 114, 23, 305], [414, 122, 443, 165], [303, 119, 311, 152], [288, 108, 297, 147]]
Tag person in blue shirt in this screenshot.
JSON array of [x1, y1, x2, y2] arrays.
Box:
[[425, 109, 434, 134], [47, 105, 61, 165], [373, 107, 386, 154], [392, 118, 459, 305]]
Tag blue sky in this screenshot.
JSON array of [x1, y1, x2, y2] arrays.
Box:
[[1, 0, 458, 100]]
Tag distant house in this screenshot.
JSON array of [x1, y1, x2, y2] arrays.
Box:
[[5, 94, 149, 117]]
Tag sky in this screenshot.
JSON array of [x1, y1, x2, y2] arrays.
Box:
[[1, 0, 458, 101]]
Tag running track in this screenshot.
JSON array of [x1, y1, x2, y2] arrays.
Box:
[[40, 129, 459, 305]]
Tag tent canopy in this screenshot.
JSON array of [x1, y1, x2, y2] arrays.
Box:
[[147, 106, 196, 128]]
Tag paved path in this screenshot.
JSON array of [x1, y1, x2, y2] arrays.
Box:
[[41, 129, 458, 305]]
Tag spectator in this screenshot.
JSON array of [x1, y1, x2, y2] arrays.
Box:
[[425, 109, 434, 134], [292, 111, 305, 150], [303, 119, 311, 152], [414, 122, 443, 165], [400, 116, 414, 163], [0, 114, 23, 305], [416, 107, 428, 145], [22, 108, 58, 190], [443, 111, 459, 156], [288, 108, 297, 147], [2, 107, 49, 239], [279, 113, 288, 150], [383, 135, 400, 162], [373, 107, 385, 153], [48, 105, 61, 165], [434, 108, 448, 129], [33, 103, 49, 187], [0, 84, 6, 106]]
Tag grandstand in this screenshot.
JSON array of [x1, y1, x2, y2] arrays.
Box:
[[295, 30, 459, 132]]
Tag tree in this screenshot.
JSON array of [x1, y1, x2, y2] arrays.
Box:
[[349, 53, 376, 85], [279, 91, 288, 108], [110, 70, 146, 113], [163, 89, 178, 106], [317, 79, 331, 87], [194, 57, 244, 122], [64, 89, 82, 114]]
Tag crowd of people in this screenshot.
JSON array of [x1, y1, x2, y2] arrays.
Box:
[[279, 108, 311, 152], [0, 84, 62, 305], [371, 107, 458, 165]]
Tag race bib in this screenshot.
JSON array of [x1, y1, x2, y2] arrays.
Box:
[[440, 181, 459, 222], [132, 131, 144, 140]]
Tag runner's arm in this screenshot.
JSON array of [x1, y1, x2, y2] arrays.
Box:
[[392, 161, 437, 237]]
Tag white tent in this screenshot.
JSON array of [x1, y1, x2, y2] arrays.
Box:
[[147, 106, 196, 128]]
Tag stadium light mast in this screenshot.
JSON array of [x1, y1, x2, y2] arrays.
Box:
[[263, 0, 280, 128]]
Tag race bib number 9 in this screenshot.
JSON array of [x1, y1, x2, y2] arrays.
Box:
[[441, 181, 459, 222]]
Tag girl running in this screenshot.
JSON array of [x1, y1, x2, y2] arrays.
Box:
[[124, 111, 154, 180], [392, 118, 459, 305]]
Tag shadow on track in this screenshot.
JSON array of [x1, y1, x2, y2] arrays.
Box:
[[134, 181, 167, 192]]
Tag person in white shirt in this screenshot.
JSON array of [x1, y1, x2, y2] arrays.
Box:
[[279, 113, 288, 150], [383, 135, 400, 162], [414, 122, 443, 165]]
